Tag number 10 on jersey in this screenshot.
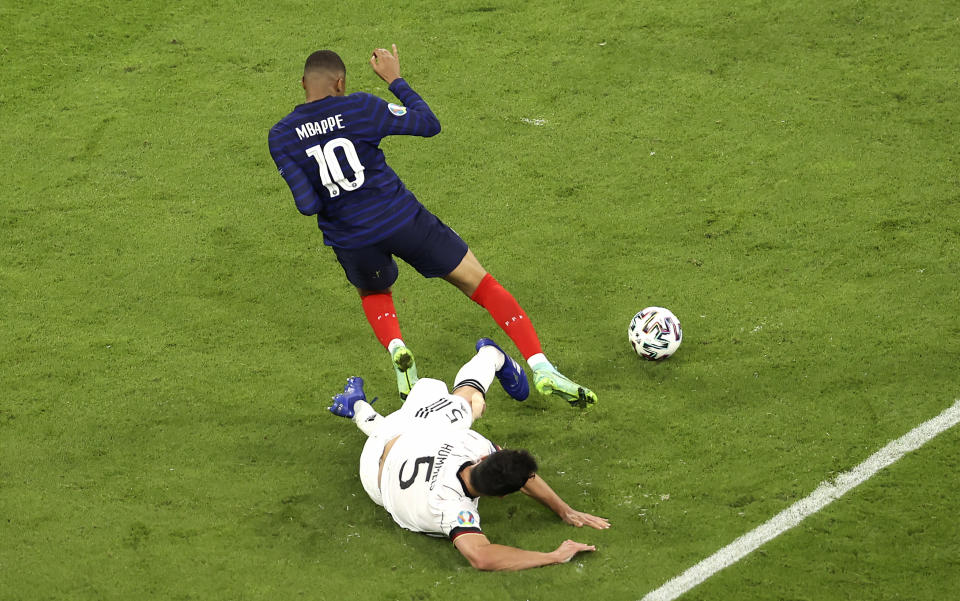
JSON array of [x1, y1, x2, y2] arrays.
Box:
[[305, 138, 365, 198]]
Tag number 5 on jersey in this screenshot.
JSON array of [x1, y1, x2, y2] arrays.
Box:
[[398, 456, 435, 490], [305, 138, 365, 198]]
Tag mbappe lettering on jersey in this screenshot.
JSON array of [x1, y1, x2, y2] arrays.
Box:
[[428, 443, 455, 491], [295, 114, 345, 140]]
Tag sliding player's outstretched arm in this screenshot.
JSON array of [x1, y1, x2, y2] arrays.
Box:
[[521, 474, 611, 530], [453, 532, 596, 571]]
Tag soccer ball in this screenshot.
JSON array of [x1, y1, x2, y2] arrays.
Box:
[[628, 307, 683, 360]]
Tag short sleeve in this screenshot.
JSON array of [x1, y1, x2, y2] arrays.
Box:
[[443, 503, 482, 541]]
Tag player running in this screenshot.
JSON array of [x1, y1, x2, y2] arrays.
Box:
[[327, 338, 610, 570], [268, 45, 596, 407]]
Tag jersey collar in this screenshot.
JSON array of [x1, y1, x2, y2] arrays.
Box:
[[456, 461, 477, 499]]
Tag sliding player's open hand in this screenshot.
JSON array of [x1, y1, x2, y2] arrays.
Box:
[[552, 540, 597, 564], [561, 508, 611, 530], [370, 44, 401, 84]]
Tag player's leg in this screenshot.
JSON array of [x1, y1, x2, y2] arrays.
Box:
[[329, 376, 383, 436], [452, 340, 528, 420], [385, 212, 542, 362], [333, 244, 418, 399], [474, 338, 529, 401], [331, 376, 402, 506], [358, 288, 418, 399], [388, 207, 596, 406], [445, 252, 597, 407], [451, 345, 498, 420], [443, 251, 542, 358]]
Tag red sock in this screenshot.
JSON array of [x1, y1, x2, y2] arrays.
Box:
[[361, 292, 402, 349], [470, 274, 543, 360]]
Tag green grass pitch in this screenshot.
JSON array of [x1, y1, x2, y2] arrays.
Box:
[[2, 1, 958, 600]]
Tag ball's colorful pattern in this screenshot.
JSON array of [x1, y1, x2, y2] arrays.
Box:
[[629, 307, 683, 360]]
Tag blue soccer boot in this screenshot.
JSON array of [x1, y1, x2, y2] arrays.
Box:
[[329, 376, 376, 418], [475, 338, 530, 401]]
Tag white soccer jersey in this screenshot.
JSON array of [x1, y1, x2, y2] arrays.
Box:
[[380, 427, 496, 540], [371, 379, 497, 540]]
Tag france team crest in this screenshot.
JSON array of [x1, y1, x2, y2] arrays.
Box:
[[388, 103, 407, 116], [457, 511, 475, 526]]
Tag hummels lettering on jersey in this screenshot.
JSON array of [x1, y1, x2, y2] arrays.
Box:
[[428, 443, 455, 491], [296, 114, 345, 140]]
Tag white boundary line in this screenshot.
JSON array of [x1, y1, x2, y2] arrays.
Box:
[[641, 400, 960, 601]]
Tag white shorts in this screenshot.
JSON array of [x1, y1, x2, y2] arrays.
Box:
[[358, 378, 474, 507]]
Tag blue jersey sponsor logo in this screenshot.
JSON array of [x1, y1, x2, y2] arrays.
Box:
[[388, 103, 407, 116]]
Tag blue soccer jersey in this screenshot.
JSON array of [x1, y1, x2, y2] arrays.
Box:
[[268, 78, 440, 249]]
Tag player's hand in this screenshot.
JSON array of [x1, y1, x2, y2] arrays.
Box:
[[561, 509, 611, 530], [551, 539, 597, 564], [369, 44, 401, 84]]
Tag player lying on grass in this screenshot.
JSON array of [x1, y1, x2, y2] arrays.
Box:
[[328, 338, 610, 570], [268, 45, 596, 408]]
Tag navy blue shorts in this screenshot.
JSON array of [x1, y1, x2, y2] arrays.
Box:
[[332, 206, 469, 291]]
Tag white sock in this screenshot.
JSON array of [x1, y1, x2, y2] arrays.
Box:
[[526, 353, 551, 370], [454, 350, 498, 394], [387, 339, 405, 354], [353, 400, 383, 436], [478, 345, 505, 370]]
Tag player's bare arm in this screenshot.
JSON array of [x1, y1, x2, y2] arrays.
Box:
[[369, 44, 401, 84], [453, 532, 596, 571], [521, 474, 611, 530]]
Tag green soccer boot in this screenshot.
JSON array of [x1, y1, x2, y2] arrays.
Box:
[[391, 344, 418, 400], [532, 365, 597, 408]]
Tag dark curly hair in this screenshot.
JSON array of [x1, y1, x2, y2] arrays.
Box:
[[469, 449, 538, 497]]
